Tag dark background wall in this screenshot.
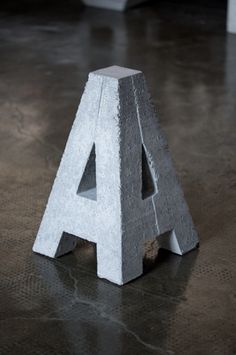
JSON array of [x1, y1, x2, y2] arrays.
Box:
[[0, 0, 227, 13]]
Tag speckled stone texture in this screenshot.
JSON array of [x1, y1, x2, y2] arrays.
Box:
[[33, 65, 198, 285]]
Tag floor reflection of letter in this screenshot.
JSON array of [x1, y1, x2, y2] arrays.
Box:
[[33, 242, 198, 354], [226, 33, 236, 92]]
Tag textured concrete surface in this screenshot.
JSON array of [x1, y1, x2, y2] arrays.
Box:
[[33, 65, 198, 285], [227, 0, 236, 33], [0, 0, 235, 353]]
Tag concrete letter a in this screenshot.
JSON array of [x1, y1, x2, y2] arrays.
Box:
[[33, 66, 199, 285]]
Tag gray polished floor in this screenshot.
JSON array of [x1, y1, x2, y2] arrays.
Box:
[[0, 1, 236, 354]]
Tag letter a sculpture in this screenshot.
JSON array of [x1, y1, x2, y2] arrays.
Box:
[[33, 66, 199, 285]]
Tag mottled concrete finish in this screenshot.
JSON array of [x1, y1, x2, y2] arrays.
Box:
[[33, 65, 198, 285], [0, 0, 235, 354]]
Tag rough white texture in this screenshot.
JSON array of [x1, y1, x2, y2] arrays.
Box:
[[227, 0, 236, 33], [33, 65, 199, 285], [82, 0, 148, 11]]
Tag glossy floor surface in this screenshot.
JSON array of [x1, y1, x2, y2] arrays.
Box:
[[0, 1, 236, 354]]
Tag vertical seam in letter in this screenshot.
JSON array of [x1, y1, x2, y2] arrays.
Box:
[[131, 76, 160, 236], [95, 78, 104, 138]]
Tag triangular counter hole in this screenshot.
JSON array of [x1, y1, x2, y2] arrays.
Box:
[[142, 145, 155, 199], [77, 144, 97, 201]]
